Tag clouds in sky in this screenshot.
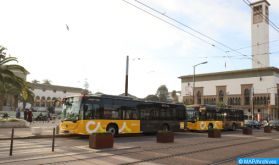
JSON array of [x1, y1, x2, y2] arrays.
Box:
[[0, 0, 278, 98]]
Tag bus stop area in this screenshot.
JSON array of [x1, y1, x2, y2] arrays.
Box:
[[1, 128, 279, 165]]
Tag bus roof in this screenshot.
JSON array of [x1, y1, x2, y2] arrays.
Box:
[[63, 94, 184, 106]]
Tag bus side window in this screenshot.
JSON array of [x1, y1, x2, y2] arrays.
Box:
[[83, 104, 95, 120], [93, 104, 101, 119]]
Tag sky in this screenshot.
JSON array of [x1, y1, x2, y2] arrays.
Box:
[[1, 0, 279, 98]]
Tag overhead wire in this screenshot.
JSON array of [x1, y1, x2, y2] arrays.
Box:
[[121, 0, 216, 48], [243, 0, 279, 33], [128, 0, 266, 66]]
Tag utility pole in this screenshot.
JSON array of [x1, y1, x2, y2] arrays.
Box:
[[125, 56, 129, 96], [251, 87, 254, 121]]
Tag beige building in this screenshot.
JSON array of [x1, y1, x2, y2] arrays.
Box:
[[179, 67, 279, 120]]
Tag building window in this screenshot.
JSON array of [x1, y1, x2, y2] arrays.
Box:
[[265, 6, 269, 23], [253, 5, 263, 24], [259, 97, 263, 105], [41, 96, 46, 107], [197, 91, 201, 104], [218, 90, 224, 103], [47, 97, 51, 107], [244, 88, 250, 105], [35, 96, 40, 107], [237, 98, 241, 105]]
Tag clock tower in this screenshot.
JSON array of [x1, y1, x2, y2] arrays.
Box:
[[250, 0, 270, 68]]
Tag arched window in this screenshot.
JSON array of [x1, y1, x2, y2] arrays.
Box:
[[197, 91, 201, 104], [254, 97, 259, 105], [237, 97, 241, 105], [234, 97, 237, 105], [35, 96, 40, 107], [228, 98, 231, 105], [47, 97, 51, 107], [218, 90, 224, 102], [41, 96, 46, 107], [260, 97, 263, 105], [244, 89, 250, 105], [263, 97, 267, 105]]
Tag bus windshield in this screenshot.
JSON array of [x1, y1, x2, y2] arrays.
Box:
[[62, 97, 81, 121]]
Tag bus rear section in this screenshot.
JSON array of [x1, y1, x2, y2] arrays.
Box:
[[186, 105, 244, 131], [138, 102, 186, 133]]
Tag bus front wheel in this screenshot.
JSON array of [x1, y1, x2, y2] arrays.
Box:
[[107, 124, 118, 136]]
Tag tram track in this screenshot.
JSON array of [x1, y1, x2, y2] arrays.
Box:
[[38, 137, 275, 165], [0, 136, 246, 164], [208, 145, 279, 165], [1, 132, 279, 165], [120, 139, 277, 165]]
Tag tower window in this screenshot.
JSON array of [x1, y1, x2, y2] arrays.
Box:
[[253, 5, 263, 24], [265, 6, 269, 23]]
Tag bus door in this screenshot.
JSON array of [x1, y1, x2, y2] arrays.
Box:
[[186, 109, 199, 130]]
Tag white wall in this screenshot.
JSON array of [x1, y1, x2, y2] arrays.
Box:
[[33, 89, 79, 99], [182, 75, 279, 105], [251, 2, 270, 68]]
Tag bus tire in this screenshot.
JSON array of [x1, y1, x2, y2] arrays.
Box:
[[208, 123, 213, 130], [106, 124, 118, 136], [162, 124, 170, 132]]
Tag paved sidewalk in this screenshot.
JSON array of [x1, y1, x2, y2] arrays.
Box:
[[0, 120, 72, 140]]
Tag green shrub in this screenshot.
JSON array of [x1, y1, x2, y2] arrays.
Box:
[[0, 118, 21, 122]]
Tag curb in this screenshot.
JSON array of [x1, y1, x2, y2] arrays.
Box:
[[0, 134, 79, 140]]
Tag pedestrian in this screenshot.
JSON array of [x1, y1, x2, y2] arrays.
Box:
[[24, 109, 28, 120], [27, 109, 33, 124], [16, 107, 21, 119], [47, 112, 51, 122]]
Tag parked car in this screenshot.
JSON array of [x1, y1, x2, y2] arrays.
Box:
[[269, 120, 279, 128], [260, 120, 269, 127], [244, 120, 261, 129]]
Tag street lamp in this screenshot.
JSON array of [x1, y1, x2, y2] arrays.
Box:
[[192, 61, 208, 104]]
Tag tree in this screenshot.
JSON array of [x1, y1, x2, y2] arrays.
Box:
[[42, 79, 51, 85], [216, 101, 226, 109], [31, 79, 40, 84], [0, 45, 32, 111], [156, 85, 169, 102], [171, 90, 179, 103], [145, 95, 159, 102]]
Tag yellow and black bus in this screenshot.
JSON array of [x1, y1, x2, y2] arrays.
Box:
[[186, 105, 244, 131], [60, 94, 186, 135]]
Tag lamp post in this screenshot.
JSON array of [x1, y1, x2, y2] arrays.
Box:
[[192, 61, 208, 104]]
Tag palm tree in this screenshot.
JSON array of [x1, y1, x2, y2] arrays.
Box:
[[0, 46, 30, 110]]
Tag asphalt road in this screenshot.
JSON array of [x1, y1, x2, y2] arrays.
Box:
[[0, 129, 279, 165]]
